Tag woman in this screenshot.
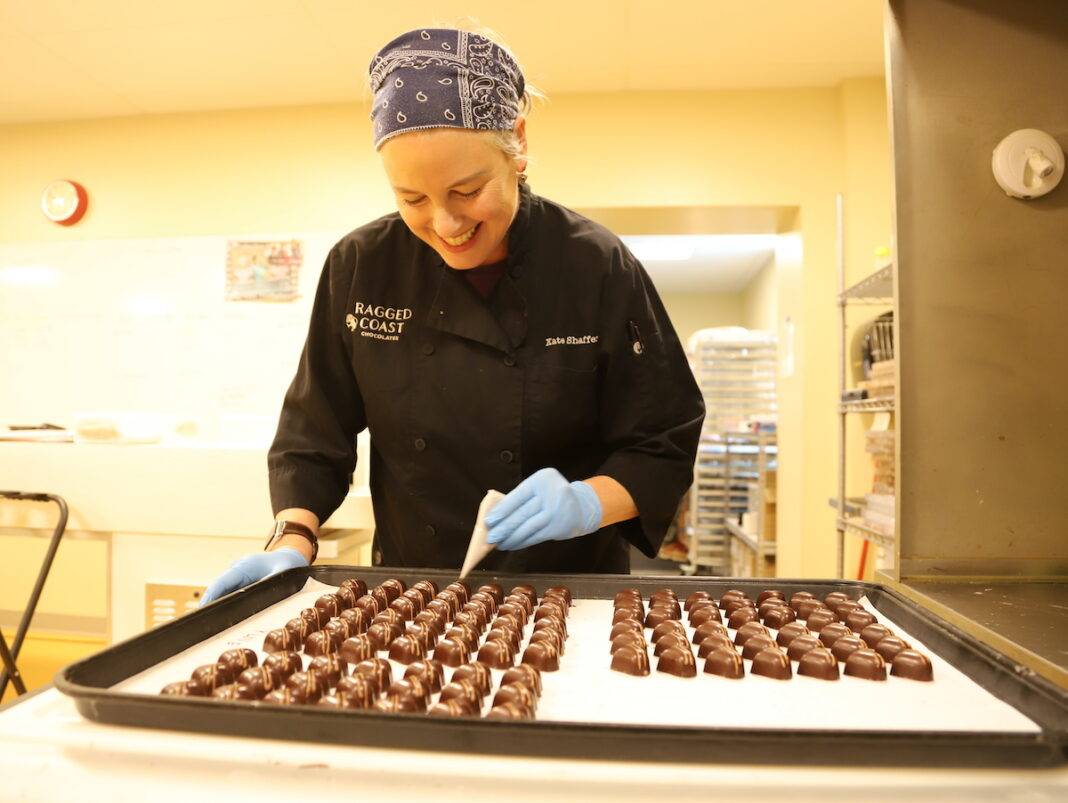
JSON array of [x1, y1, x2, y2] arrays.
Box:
[[202, 27, 704, 604]]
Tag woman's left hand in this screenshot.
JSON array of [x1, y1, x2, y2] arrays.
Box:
[[485, 468, 603, 551]]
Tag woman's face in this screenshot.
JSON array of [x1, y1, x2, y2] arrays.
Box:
[[379, 120, 527, 270]]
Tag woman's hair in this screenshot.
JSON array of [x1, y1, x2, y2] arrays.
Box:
[[369, 18, 547, 178]]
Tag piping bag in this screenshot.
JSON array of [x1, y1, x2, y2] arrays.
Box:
[[459, 490, 505, 580]]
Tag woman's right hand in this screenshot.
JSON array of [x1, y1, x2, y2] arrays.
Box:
[[199, 547, 308, 606]]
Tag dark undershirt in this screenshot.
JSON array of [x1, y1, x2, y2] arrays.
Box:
[[453, 260, 507, 299]]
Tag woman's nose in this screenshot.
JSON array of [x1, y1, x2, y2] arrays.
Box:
[[432, 206, 466, 238]]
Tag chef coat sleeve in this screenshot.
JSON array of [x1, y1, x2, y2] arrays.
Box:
[[267, 241, 365, 524], [595, 246, 705, 557]]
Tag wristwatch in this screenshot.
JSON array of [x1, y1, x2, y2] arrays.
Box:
[[264, 520, 319, 563]]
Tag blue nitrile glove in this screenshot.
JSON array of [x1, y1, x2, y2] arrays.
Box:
[[485, 468, 603, 551], [200, 547, 308, 606]]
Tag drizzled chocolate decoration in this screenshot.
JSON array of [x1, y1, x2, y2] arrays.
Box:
[[308, 654, 347, 687], [521, 641, 560, 671], [314, 593, 342, 621], [335, 674, 377, 708], [439, 679, 483, 712], [380, 578, 406, 602], [387, 634, 426, 664], [657, 646, 697, 678], [353, 658, 392, 694], [237, 665, 283, 698], [434, 638, 472, 667], [340, 634, 376, 665], [476, 639, 515, 669], [452, 661, 492, 696], [217, 648, 257, 678], [476, 583, 504, 605], [304, 630, 338, 657], [263, 628, 298, 654], [493, 681, 537, 716], [263, 651, 302, 680], [502, 664, 542, 696], [284, 671, 324, 704], [610, 644, 650, 676], [405, 659, 445, 693], [703, 647, 745, 679]]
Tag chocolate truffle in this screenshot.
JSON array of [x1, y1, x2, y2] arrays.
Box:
[[723, 597, 756, 616], [758, 599, 790, 618], [797, 647, 840, 680], [844, 648, 887, 681], [651, 620, 688, 642], [493, 681, 538, 714], [454, 611, 487, 635], [733, 621, 770, 646], [611, 631, 647, 654], [775, 622, 809, 647], [366, 621, 403, 651], [502, 664, 543, 696], [380, 578, 406, 602], [160, 681, 191, 696], [372, 609, 404, 628], [763, 606, 798, 630], [657, 646, 697, 678], [285, 671, 324, 704], [757, 590, 786, 604], [340, 577, 368, 600], [445, 624, 480, 652], [685, 591, 713, 611], [304, 630, 339, 657], [439, 679, 483, 712], [692, 621, 730, 645], [496, 612, 524, 635], [188, 663, 229, 695], [644, 607, 680, 629], [373, 695, 422, 713], [446, 581, 470, 605], [284, 617, 314, 647], [817, 623, 852, 648], [476, 583, 504, 605], [832, 600, 862, 620], [261, 688, 298, 705], [308, 654, 347, 687], [751, 648, 792, 680], [302, 606, 328, 628], [434, 590, 460, 617], [786, 634, 823, 662], [874, 636, 912, 662], [238, 665, 284, 698], [263, 628, 298, 654], [413, 609, 446, 637], [788, 591, 815, 610], [522, 641, 560, 672], [696, 632, 739, 657], [703, 647, 745, 679], [335, 585, 358, 610], [314, 593, 343, 621], [795, 599, 829, 620], [217, 648, 257, 677], [542, 586, 572, 607], [610, 644, 651, 676], [404, 659, 445, 693], [690, 606, 723, 627], [468, 590, 497, 616], [845, 610, 877, 633], [823, 591, 850, 606], [805, 609, 840, 632], [890, 649, 933, 681], [212, 683, 257, 701], [534, 600, 565, 623], [451, 661, 492, 696], [718, 590, 749, 610], [535, 617, 568, 641], [263, 651, 302, 680], [353, 658, 392, 694], [340, 634, 376, 665], [457, 601, 488, 630], [388, 634, 427, 664], [324, 617, 354, 647], [387, 676, 432, 708], [689, 599, 718, 619], [651, 600, 683, 620], [741, 635, 779, 660], [485, 627, 520, 653], [727, 607, 760, 629], [401, 588, 426, 613], [477, 639, 515, 669], [406, 621, 438, 652], [389, 596, 417, 622], [613, 607, 643, 625], [614, 589, 643, 606], [433, 637, 472, 668], [354, 594, 381, 618], [339, 607, 369, 635], [503, 593, 533, 617], [859, 624, 893, 646], [510, 584, 538, 608], [335, 674, 377, 709], [698, 635, 739, 659], [529, 629, 564, 654], [412, 578, 438, 602], [485, 702, 532, 720], [428, 699, 476, 717], [830, 634, 868, 662], [370, 586, 391, 611]]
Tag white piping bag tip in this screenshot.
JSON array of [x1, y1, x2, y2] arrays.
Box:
[[459, 489, 505, 580]]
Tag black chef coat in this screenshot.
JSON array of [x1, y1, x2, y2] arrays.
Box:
[[268, 181, 704, 574]]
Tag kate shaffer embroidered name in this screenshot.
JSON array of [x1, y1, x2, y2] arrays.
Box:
[[545, 334, 599, 348]]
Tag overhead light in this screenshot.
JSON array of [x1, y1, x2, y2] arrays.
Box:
[[623, 236, 696, 262]]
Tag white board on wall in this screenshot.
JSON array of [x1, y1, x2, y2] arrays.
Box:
[[0, 232, 344, 444]]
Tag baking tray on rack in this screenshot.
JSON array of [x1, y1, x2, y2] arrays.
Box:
[[55, 567, 1068, 767]]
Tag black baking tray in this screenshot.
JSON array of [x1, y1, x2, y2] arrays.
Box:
[[54, 568, 1068, 767]]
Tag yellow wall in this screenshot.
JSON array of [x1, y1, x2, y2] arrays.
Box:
[[742, 260, 778, 332], [0, 78, 892, 578], [659, 291, 744, 345]]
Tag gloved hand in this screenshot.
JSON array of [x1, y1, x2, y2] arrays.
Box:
[[485, 468, 603, 551], [200, 547, 308, 606]]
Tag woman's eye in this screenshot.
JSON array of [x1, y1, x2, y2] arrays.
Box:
[[403, 197, 425, 206], [458, 187, 482, 199]]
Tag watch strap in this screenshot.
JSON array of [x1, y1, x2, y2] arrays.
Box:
[[265, 520, 318, 563]]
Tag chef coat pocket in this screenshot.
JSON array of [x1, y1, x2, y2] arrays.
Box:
[[526, 362, 600, 449]]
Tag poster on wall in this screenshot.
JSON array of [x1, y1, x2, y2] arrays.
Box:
[[224, 240, 303, 302]]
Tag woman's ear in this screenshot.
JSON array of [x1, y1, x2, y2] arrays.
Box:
[[514, 116, 528, 173]]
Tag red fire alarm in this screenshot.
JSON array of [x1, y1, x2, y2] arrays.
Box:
[[40, 180, 89, 225]]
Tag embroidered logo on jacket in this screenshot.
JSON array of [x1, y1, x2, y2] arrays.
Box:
[[345, 302, 413, 342], [545, 334, 599, 347]]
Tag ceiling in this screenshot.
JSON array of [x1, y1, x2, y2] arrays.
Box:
[[0, 0, 886, 125], [622, 235, 776, 294]]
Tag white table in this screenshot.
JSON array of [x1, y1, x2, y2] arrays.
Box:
[[2, 686, 1065, 802]]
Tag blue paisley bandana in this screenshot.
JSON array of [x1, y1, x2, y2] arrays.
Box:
[[368, 28, 525, 149]]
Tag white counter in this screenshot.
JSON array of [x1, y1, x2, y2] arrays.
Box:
[[0, 687, 1064, 802]]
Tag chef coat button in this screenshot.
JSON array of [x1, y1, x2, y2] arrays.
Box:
[[499, 450, 514, 464], [509, 263, 523, 278], [425, 525, 436, 537], [503, 354, 516, 367], [414, 437, 427, 451], [422, 343, 434, 356]]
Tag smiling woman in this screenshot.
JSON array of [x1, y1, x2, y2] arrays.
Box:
[[201, 24, 706, 604]]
